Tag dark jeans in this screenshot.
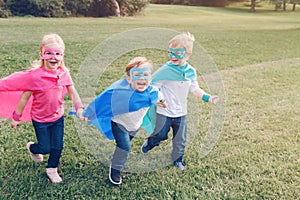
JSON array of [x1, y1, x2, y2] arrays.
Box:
[[30, 116, 64, 168], [111, 121, 137, 171], [147, 113, 187, 162]]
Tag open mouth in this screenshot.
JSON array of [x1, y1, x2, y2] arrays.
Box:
[[49, 60, 59, 65], [137, 82, 146, 86]]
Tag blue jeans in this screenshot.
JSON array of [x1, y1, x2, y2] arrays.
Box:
[[147, 114, 187, 162], [30, 116, 64, 168], [111, 121, 137, 171]]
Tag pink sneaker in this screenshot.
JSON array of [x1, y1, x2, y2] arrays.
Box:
[[46, 168, 62, 183], [26, 142, 43, 163]]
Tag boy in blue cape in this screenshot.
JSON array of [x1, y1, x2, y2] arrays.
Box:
[[83, 57, 166, 185], [141, 32, 219, 170]]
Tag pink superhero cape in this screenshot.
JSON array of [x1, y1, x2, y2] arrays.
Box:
[[0, 66, 73, 122]]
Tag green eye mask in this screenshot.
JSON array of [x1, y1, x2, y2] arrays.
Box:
[[130, 68, 151, 81], [168, 48, 186, 59]]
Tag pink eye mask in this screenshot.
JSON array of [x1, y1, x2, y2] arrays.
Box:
[[41, 47, 64, 61]]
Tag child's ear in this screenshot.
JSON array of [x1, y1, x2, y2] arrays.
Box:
[[186, 52, 192, 59], [125, 75, 131, 83]]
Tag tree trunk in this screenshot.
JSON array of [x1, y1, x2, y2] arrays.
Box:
[[283, 0, 286, 11], [250, 0, 256, 12], [292, 3, 296, 11], [110, 0, 120, 16], [275, 1, 281, 11]]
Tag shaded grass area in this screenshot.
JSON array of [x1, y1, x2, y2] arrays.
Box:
[[0, 4, 300, 199]]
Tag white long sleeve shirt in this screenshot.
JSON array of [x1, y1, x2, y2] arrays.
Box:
[[155, 79, 204, 117], [112, 89, 164, 131]]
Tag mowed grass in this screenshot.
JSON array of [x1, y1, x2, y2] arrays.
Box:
[[0, 4, 300, 199]]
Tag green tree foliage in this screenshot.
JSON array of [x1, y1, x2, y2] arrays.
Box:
[[269, 0, 300, 11], [151, 0, 230, 7], [0, 0, 10, 17], [37, 0, 66, 17], [88, 0, 114, 17], [87, 0, 150, 17], [120, 0, 150, 16], [191, 0, 229, 7], [2, 0, 149, 17], [5, 0, 66, 17], [5, 0, 39, 16], [63, 0, 94, 16]]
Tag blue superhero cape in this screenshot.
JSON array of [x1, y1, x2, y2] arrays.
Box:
[[141, 62, 197, 133], [83, 78, 158, 140]]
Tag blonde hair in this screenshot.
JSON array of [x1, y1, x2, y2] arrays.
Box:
[[32, 33, 66, 68], [169, 32, 195, 54], [125, 56, 152, 75]]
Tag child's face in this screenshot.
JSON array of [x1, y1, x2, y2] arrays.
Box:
[[127, 63, 152, 92], [40, 47, 64, 70], [168, 45, 189, 67]]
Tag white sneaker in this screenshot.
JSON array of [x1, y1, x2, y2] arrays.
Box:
[[46, 168, 62, 183], [174, 161, 186, 170], [26, 142, 43, 163], [109, 165, 122, 185]]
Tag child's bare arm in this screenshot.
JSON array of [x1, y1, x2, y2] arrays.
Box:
[[67, 85, 88, 121], [192, 88, 219, 105], [11, 91, 32, 130]]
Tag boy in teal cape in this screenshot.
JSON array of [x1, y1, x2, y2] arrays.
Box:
[[141, 32, 219, 170]]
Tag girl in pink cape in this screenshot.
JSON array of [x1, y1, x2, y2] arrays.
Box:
[[0, 33, 86, 183]]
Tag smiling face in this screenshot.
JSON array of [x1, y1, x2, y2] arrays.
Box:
[[40, 46, 64, 70], [168, 32, 194, 67], [126, 63, 152, 92], [168, 46, 188, 66], [39, 33, 65, 70]]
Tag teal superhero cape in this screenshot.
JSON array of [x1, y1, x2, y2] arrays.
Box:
[[82, 78, 158, 140], [141, 62, 197, 133]]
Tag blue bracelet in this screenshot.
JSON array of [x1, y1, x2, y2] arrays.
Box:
[[202, 94, 210, 102]]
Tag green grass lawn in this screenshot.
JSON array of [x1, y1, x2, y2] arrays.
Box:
[[0, 4, 300, 199]]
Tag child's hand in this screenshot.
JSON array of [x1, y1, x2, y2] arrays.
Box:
[[11, 120, 21, 130], [209, 95, 219, 105], [76, 108, 89, 121], [156, 99, 168, 108]]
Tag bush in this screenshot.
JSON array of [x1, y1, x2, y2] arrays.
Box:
[[5, 0, 39, 16], [63, 0, 94, 16], [151, 0, 229, 7], [36, 0, 66, 17], [3, 0, 149, 17], [86, 0, 150, 17], [190, 0, 229, 7], [120, 0, 150, 16], [0, 8, 10, 17], [0, 0, 10, 17], [88, 0, 114, 17], [151, 0, 186, 4]]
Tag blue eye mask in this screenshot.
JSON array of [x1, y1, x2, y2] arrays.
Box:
[[130, 67, 151, 81], [168, 48, 186, 59]]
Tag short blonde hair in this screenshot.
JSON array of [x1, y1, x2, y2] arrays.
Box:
[[125, 56, 152, 75], [169, 32, 195, 54]]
